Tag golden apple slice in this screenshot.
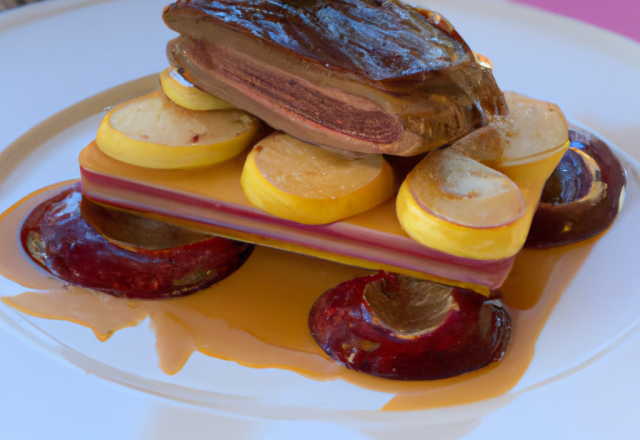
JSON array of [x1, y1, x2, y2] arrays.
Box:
[[408, 149, 526, 228], [241, 133, 396, 225], [397, 148, 527, 260], [452, 91, 569, 169], [159, 67, 234, 111], [96, 90, 260, 169], [398, 92, 570, 260]]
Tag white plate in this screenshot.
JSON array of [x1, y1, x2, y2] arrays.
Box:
[[2, 0, 640, 439]]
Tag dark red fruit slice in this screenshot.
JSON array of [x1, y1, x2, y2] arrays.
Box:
[[309, 272, 511, 380], [20, 183, 253, 299], [526, 128, 626, 247]]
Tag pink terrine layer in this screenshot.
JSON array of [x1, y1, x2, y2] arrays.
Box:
[[80, 165, 514, 289]]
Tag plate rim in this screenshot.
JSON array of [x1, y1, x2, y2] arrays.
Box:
[[1, 0, 640, 433]]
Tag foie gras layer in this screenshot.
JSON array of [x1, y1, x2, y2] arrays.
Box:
[[79, 141, 514, 291]]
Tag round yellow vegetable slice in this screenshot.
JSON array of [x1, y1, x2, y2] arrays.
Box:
[[397, 92, 570, 260], [96, 90, 260, 169], [397, 148, 528, 260], [241, 133, 396, 225], [159, 67, 233, 111]]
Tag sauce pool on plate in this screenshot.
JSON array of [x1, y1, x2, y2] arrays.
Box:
[[0, 182, 595, 411]]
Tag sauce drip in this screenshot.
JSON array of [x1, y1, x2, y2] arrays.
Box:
[[0, 182, 595, 411]]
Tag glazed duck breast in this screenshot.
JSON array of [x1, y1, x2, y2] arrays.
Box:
[[163, 0, 508, 156]]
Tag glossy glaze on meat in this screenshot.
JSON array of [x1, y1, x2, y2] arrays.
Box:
[[163, 0, 507, 156]]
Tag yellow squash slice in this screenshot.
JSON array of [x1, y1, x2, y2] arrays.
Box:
[[159, 67, 234, 111], [96, 90, 260, 169], [241, 133, 396, 225], [397, 92, 570, 260]]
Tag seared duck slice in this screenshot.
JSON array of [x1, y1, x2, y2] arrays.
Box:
[[163, 0, 507, 156]]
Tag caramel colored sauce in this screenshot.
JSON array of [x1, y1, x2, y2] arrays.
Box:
[[0, 183, 594, 411]]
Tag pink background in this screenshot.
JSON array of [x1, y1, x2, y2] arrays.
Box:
[[2, 0, 639, 44], [513, 0, 640, 43]]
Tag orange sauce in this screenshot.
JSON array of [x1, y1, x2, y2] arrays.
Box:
[[0, 182, 595, 411]]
